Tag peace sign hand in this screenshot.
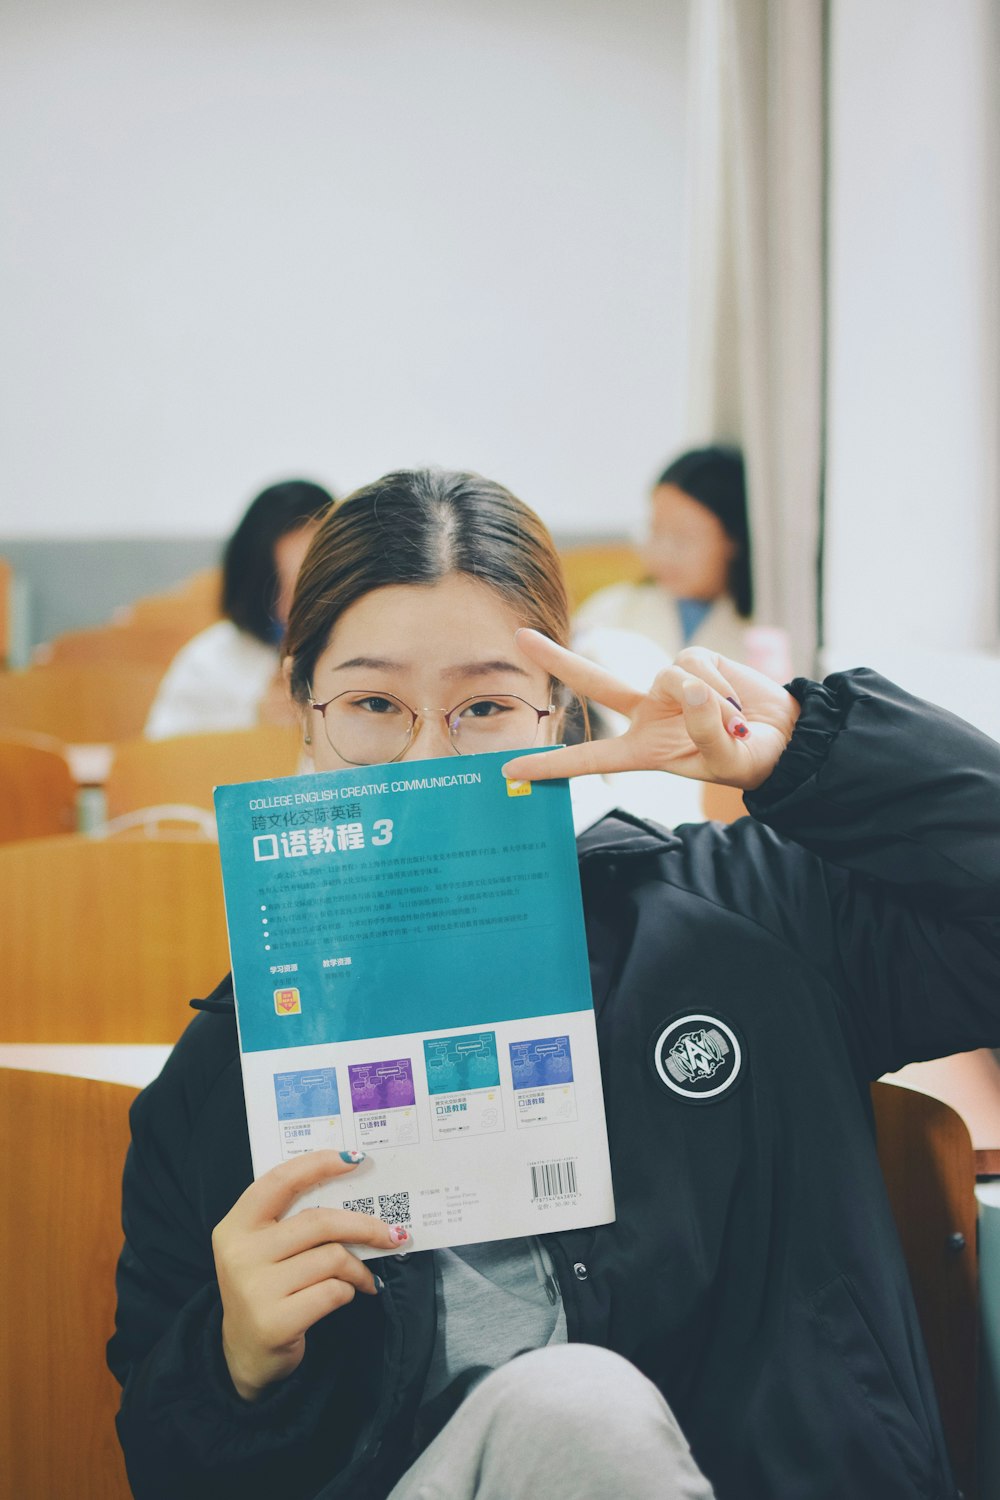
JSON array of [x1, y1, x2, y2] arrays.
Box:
[[501, 631, 800, 792]]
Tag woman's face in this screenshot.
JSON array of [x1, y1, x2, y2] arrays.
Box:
[[303, 573, 557, 772], [643, 483, 736, 601]]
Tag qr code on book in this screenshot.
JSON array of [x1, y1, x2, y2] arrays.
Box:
[[378, 1190, 411, 1225], [342, 1196, 376, 1216]]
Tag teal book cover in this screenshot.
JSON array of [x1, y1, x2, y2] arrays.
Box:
[[214, 749, 615, 1254]]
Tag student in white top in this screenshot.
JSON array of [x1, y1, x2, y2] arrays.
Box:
[[145, 480, 335, 740], [574, 445, 752, 664], [572, 447, 762, 827]]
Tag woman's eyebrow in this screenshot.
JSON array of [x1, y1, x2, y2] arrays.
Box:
[[329, 656, 529, 679], [441, 659, 530, 681], [330, 655, 406, 672]]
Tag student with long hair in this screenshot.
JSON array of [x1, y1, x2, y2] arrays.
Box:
[[111, 468, 1000, 1500], [575, 445, 752, 658], [144, 478, 334, 739]]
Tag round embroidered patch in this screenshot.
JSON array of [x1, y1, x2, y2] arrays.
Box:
[[650, 1013, 745, 1103]]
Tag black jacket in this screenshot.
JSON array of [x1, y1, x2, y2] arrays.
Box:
[[109, 671, 1000, 1500]]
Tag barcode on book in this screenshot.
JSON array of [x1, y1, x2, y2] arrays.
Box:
[[530, 1159, 578, 1200]]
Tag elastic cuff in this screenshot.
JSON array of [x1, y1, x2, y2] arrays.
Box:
[[743, 677, 847, 815]]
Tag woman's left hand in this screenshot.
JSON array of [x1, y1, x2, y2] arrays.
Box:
[[501, 631, 800, 792]]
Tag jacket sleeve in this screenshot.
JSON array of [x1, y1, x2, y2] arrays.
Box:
[[741, 668, 1000, 1077], [107, 1014, 366, 1500]]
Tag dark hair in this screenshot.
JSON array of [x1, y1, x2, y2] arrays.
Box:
[[222, 480, 335, 643], [656, 445, 752, 617], [285, 469, 571, 709]]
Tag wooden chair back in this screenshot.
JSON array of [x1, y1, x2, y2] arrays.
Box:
[[559, 542, 646, 611], [0, 555, 11, 669], [0, 734, 77, 842], [700, 782, 747, 823], [0, 834, 230, 1043], [119, 567, 222, 630], [871, 1080, 978, 1498], [105, 724, 301, 819], [0, 1068, 136, 1500], [0, 663, 164, 743], [35, 623, 199, 670]]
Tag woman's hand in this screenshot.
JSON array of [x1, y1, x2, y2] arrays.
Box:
[[502, 631, 800, 792], [213, 1150, 407, 1402]]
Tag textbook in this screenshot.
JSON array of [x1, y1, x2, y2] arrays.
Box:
[[214, 749, 615, 1256]]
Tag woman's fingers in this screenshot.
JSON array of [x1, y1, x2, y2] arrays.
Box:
[[514, 628, 643, 718], [648, 664, 742, 727], [224, 1150, 367, 1230], [674, 677, 745, 780], [269, 1204, 403, 1260], [503, 736, 647, 783], [668, 647, 746, 714], [271, 1239, 381, 1299]]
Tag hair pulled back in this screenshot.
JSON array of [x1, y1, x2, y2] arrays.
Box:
[[285, 469, 570, 704], [656, 445, 752, 617], [222, 479, 335, 643]]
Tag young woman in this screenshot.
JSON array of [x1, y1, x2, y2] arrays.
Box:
[[110, 468, 1000, 1500], [574, 445, 753, 662], [144, 478, 334, 739]]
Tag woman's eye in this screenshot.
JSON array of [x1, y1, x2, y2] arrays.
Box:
[[464, 698, 511, 719], [350, 696, 401, 715]]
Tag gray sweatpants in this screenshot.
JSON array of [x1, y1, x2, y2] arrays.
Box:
[[387, 1344, 715, 1500]]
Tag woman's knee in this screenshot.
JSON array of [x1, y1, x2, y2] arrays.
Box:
[[476, 1343, 678, 1438]]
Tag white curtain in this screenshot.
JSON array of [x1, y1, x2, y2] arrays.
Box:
[[684, 0, 827, 675]]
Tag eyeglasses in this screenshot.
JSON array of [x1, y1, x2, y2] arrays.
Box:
[[308, 689, 555, 766]]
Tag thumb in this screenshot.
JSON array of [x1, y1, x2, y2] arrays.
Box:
[[679, 677, 729, 764]]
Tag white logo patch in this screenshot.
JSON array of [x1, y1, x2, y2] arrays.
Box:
[[651, 1013, 744, 1102]]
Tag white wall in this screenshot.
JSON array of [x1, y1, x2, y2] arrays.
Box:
[[825, 0, 999, 658], [0, 0, 689, 540]]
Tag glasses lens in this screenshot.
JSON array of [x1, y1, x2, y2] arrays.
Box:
[[449, 696, 544, 755], [322, 692, 414, 765]]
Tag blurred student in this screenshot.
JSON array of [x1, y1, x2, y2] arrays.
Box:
[[575, 445, 751, 660], [145, 480, 334, 739]]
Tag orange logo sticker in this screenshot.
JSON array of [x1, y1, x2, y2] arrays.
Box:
[[274, 987, 301, 1015], [505, 779, 532, 798]]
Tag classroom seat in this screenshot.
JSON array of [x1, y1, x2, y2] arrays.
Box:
[[0, 833, 230, 1043], [117, 566, 222, 631], [34, 621, 201, 670], [0, 734, 77, 842], [105, 724, 302, 820], [872, 1081, 978, 1499], [700, 782, 747, 823], [0, 555, 11, 669], [0, 662, 164, 743], [559, 542, 646, 612], [0, 1067, 136, 1500]]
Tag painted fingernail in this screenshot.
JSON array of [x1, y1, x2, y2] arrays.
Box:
[[682, 680, 709, 706], [389, 1224, 410, 1245], [373, 1274, 385, 1293], [726, 694, 743, 713], [729, 718, 751, 739], [339, 1149, 366, 1164]]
